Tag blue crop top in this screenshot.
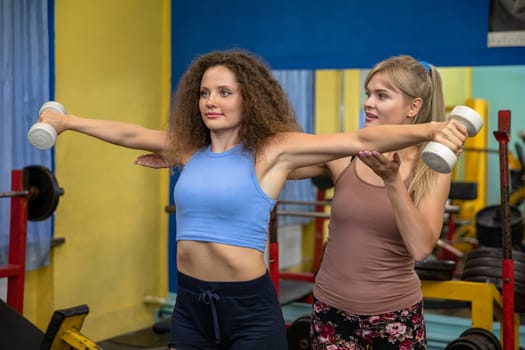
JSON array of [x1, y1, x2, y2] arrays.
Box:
[[173, 144, 276, 252]]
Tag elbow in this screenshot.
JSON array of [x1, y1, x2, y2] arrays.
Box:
[[411, 245, 434, 262]]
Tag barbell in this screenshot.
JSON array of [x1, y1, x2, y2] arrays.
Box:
[[0, 165, 64, 221]]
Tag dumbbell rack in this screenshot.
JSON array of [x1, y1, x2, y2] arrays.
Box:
[[0, 169, 29, 313]]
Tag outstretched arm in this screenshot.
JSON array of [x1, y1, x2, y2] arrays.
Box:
[[38, 108, 169, 154], [275, 119, 467, 172]]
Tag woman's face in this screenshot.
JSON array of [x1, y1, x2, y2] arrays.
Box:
[[363, 72, 418, 127], [199, 65, 244, 133]]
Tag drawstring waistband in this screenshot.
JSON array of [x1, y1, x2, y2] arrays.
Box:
[[198, 289, 221, 345]]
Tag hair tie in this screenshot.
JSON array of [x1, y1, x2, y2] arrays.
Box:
[[419, 61, 432, 73]]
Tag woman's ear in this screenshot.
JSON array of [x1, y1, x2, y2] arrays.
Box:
[[408, 97, 423, 118]]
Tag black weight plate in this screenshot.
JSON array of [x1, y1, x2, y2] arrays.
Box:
[[460, 328, 501, 350], [465, 247, 525, 265], [463, 256, 525, 270], [445, 338, 481, 350], [462, 257, 525, 283], [415, 259, 456, 272], [24, 165, 63, 221], [461, 265, 525, 284], [416, 268, 454, 281], [476, 205, 523, 230], [287, 314, 311, 350], [475, 205, 524, 247]]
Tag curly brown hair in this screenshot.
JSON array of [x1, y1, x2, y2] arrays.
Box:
[[166, 49, 302, 164]]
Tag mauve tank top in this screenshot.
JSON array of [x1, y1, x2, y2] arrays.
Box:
[[313, 159, 422, 315]]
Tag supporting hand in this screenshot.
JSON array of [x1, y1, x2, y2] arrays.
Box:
[[135, 153, 171, 168], [356, 151, 401, 184]]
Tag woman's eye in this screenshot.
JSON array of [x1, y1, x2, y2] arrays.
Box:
[[200, 90, 209, 98], [220, 89, 232, 97]]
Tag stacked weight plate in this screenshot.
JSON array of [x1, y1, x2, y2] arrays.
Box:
[[461, 247, 525, 312]]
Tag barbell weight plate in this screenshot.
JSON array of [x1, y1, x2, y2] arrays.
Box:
[[23, 165, 63, 221], [415, 259, 456, 272], [459, 328, 501, 350], [461, 265, 525, 284], [463, 256, 525, 276], [415, 269, 454, 281], [475, 205, 524, 247], [287, 314, 311, 350], [465, 247, 525, 265]]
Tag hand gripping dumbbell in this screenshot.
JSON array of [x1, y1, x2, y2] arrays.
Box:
[[27, 101, 66, 150], [422, 105, 483, 173]]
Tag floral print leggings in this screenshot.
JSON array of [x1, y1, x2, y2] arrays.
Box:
[[310, 299, 427, 350]]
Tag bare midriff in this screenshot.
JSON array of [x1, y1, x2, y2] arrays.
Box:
[[176, 240, 267, 282]]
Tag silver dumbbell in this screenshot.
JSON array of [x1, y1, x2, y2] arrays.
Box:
[[422, 105, 483, 173], [27, 101, 66, 150]]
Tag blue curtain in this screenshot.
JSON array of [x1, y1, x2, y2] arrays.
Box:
[[272, 70, 316, 225], [0, 0, 53, 270]]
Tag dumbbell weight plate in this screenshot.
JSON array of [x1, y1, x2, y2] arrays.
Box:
[[422, 142, 457, 173], [449, 106, 483, 137], [422, 105, 483, 174], [27, 123, 57, 150]]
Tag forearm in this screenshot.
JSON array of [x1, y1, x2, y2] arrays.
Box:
[[60, 114, 168, 152], [357, 123, 436, 152]]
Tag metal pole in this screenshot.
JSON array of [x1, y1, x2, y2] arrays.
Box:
[[6, 170, 28, 312], [493, 109, 514, 350], [269, 206, 280, 297]]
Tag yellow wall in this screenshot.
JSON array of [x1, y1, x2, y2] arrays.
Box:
[[299, 70, 361, 272], [22, 0, 172, 341], [440, 67, 471, 108]]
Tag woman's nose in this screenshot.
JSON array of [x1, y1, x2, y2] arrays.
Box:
[[364, 96, 373, 109], [205, 94, 216, 107]]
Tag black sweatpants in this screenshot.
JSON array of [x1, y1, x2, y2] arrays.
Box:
[[169, 271, 287, 350]]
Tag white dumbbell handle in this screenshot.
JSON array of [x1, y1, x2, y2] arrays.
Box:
[[28, 101, 66, 150], [422, 105, 483, 173]]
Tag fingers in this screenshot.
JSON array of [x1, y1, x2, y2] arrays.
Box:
[[38, 108, 68, 134], [357, 150, 383, 164], [436, 120, 468, 152], [135, 153, 171, 168], [357, 151, 400, 182]]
